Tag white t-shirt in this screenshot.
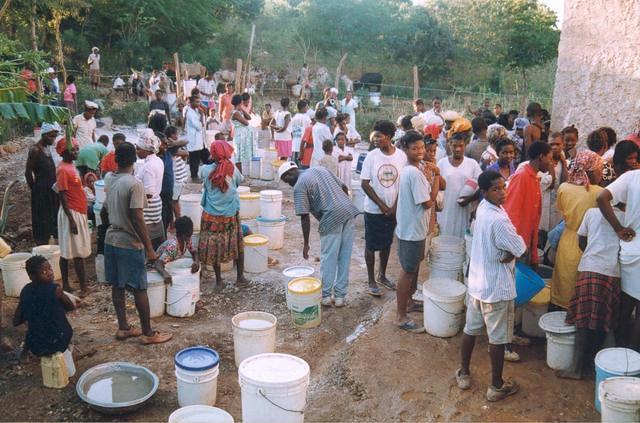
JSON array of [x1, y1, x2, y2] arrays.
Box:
[[196, 78, 216, 101], [577, 208, 624, 277], [360, 147, 408, 214], [437, 156, 482, 238], [72, 114, 96, 148], [273, 110, 292, 141], [395, 165, 431, 241], [311, 122, 333, 162], [113, 77, 125, 88], [607, 169, 640, 260], [290, 112, 311, 152], [88, 53, 100, 70]]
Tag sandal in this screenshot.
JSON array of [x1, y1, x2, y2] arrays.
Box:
[[378, 277, 396, 290], [115, 327, 142, 340], [367, 286, 383, 297], [140, 331, 173, 345], [397, 320, 424, 333]]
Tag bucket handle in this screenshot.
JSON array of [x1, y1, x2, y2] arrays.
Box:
[[426, 297, 465, 316], [258, 388, 305, 415], [165, 291, 192, 306]]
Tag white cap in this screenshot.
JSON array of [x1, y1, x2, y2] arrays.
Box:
[[46, 67, 55, 74], [278, 161, 298, 180], [84, 100, 99, 109]]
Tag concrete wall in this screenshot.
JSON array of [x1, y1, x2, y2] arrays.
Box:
[[551, 0, 640, 139]]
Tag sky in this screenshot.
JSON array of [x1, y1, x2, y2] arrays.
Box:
[[540, 0, 564, 27]]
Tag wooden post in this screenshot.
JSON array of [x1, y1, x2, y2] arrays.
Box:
[[173, 53, 182, 101], [235, 59, 243, 93], [244, 24, 256, 91], [335, 53, 348, 91], [412, 65, 419, 101]]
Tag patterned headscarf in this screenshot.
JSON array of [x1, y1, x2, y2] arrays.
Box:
[[41, 122, 61, 135], [135, 128, 160, 153], [208, 140, 235, 193], [55, 137, 79, 156], [568, 150, 602, 190], [423, 124, 442, 140], [447, 117, 471, 139]]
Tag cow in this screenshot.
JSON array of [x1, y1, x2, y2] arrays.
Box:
[[353, 73, 383, 93]]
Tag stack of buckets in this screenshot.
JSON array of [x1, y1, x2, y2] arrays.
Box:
[[429, 236, 466, 282], [260, 148, 277, 181], [595, 348, 640, 417], [256, 190, 285, 250]]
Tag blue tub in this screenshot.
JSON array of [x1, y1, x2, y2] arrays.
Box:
[[514, 262, 545, 306]]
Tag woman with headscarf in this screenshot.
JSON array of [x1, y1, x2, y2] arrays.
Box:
[[25, 122, 60, 245], [198, 140, 249, 288], [551, 150, 604, 309], [134, 129, 165, 249]]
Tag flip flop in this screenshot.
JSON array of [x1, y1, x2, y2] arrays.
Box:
[[397, 320, 425, 333], [140, 331, 173, 345], [115, 327, 142, 340], [367, 286, 383, 297], [378, 278, 396, 290]]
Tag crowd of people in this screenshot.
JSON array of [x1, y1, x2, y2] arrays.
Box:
[[18, 74, 640, 403]]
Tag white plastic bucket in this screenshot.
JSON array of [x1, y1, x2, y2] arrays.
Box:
[[256, 216, 286, 250], [93, 202, 102, 227], [175, 347, 220, 407], [240, 193, 260, 220], [351, 182, 365, 212], [259, 190, 283, 220], [244, 235, 268, 274], [260, 159, 274, 181], [250, 158, 261, 179], [422, 278, 467, 338], [287, 277, 322, 329], [166, 258, 201, 301], [147, 270, 166, 318], [180, 194, 203, 232], [32, 245, 62, 281], [169, 405, 234, 423], [599, 377, 640, 422], [263, 148, 277, 163], [429, 236, 465, 283], [1, 253, 32, 297], [95, 180, 105, 204], [232, 311, 277, 367], [539, 311, 576, 371], [522, 287, 550, 338], [95, 254, 106, 283], [239, 353, 310, 423], [167, 286, 196, 317], [595, 348, 640, 412], [429, 265, 462, 282], [237, 186, 250, 195]]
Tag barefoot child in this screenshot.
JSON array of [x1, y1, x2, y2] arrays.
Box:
[[154, 216, 201, 284], [13, 256, 75, 358]]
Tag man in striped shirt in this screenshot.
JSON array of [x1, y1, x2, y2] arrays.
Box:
[[279, 162, 360, 308], [456, 170, 526, 402]]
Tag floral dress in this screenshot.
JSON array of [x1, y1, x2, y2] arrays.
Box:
[[232, 117, 254, 164]]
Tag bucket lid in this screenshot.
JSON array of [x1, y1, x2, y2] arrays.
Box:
[[288, 277, 321, 294], [239, 353, 310, 388], [244, 234, 268, 246], [3, 252, 32, 263], [256, 215, 286, 223], [259, 189, 282, 200], [239, 192, 260, 200], [600, 377, 640, 405], [529, 287, 550, 306], [596, 348, 640, 375], [168, 405, 234, 423], [175, 346, 219, 371], [538, 311, 575, 334], [423, 278, 466, 301], [283, 266, 315, 279]]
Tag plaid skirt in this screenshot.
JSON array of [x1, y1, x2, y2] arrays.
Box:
[[566, 271, 621, 332], [198, 212, 244, 266]]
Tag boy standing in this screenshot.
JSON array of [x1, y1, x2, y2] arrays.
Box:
[[456, 170, 526, 402], [318, 139, 338, 175], [291, 100, 312, 165], [395, 132, 432, 331]]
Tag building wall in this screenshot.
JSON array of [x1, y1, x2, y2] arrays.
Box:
[[551, 0, 640, 139]]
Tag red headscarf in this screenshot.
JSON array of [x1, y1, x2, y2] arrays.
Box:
[[209, 140, 235, 193]]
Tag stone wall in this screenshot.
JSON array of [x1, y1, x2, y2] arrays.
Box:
[[551, 0, 640, 140]]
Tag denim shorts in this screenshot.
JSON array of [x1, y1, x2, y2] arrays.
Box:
[[104, 244, 147, 290], [397, 239, 426, 273]]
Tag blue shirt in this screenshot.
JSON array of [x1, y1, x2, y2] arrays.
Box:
[[199, 163, 243, 217], [160, 151, 174, 198]]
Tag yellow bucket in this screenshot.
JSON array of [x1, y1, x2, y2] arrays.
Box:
[[287, 277, 322, 328], [530, 286, 550, 306], [41, 352, 69, 389], [244, 234, 268, 247]]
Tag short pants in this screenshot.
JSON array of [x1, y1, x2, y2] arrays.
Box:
[[364, 212, 396, 252], [463, 298, 514, 345], [397, 239, 426, 273], [104, 244, 147, 290]]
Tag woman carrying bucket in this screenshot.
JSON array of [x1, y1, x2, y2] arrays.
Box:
[[198, 140, 250, 287]]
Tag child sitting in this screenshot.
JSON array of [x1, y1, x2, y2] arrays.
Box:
[[13, 256, 75, 357], [154, 216, 201, 284], [318, 139, 338, 175]]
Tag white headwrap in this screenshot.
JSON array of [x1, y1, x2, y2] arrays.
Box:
[[136, 129, 160, 153], [41, 122, 61, 134]]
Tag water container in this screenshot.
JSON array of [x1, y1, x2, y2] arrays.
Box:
[[237, 186, 250, 195], [595, 348, 640, 412], [167, 286, 196, 317], [240, 193, 260, 220], [169, 405, 234, 423], [538, 311, 576, 371], [166, 258, 201, 301], [239, 353, 310, 423], [355, 153, 367, 174], [95, 180, 106, 203], [260, 159, 274, 181], [287, 277, 322, 329], [250, 158, 261, 179], [41, 352, 69, 389], [259, 190, 283, 220], [599, 377, 640, 422], [522, 287, 550, 338], [256, 216, 286, 250], [147, 270, 166, 318], [232, 311, 277, 367], [244, 235, 268, 274], [175, 347, 220, 407], [422, 278, 467, 337], [93, 201, 102, 227], [429, 236, 465, 283], [515, 262, 545, 306], [1, 252, 32, 297], [180, 194, 203, 232], [32, 245, 62, 281]]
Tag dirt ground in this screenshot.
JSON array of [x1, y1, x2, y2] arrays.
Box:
[[0, 128, 600, 422]]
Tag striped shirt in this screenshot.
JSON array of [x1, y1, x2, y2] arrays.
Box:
[[134, 155, 164, 224], [293, 167, 360, 235], [173, 156, 189, 185], [467, 200, 527, 303]]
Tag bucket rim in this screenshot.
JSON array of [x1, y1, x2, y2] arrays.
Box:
[[282, 265, 315, 279], [259, 189, 283, 199], [245, 234, 269, 246], [599, 377, 640, 406], [538, 311, 575, 334], [240, 192, 261, 200], [168, 405, 233, 423], [596, 348, 640, 375], [423, 278, 467, 301], [256, 215, 287, 223], [288, 277, 321, 294], [174, 346, 220, 371], [232, 311, 277, 331], [238, 353, 310, 387]]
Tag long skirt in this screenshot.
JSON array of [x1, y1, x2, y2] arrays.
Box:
[[32, 185, 59, 245], [566, 271, 621, 332], [198, 212, 243, 266]]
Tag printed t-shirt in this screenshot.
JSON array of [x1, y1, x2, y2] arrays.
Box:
[[360, 147, 407, 214]]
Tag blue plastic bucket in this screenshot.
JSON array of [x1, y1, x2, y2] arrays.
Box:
[[355, 152, 367, 174], [514, 262, 545, 306], [594, 348, 640, 412]]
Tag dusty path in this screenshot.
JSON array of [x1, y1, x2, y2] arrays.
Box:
[[0, 128, 599, 422]]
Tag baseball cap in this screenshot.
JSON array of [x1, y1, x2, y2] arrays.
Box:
[[278, 161, 298, 179]]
